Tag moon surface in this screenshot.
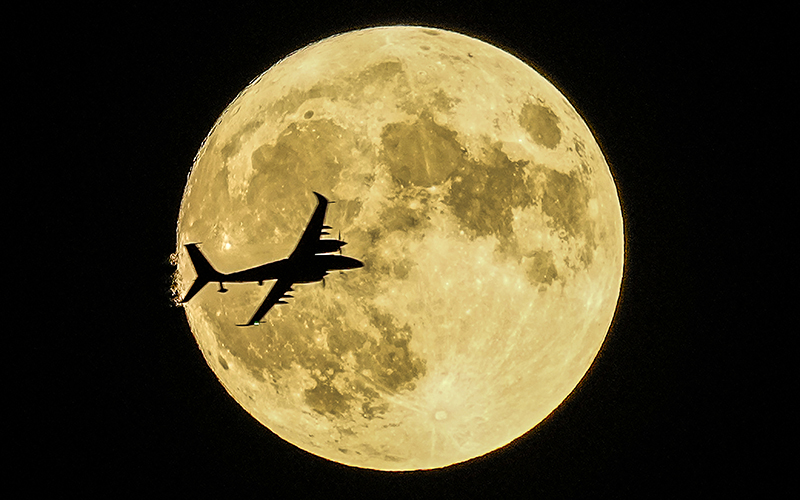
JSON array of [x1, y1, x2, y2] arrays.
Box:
[[174, 26, 623, 471]]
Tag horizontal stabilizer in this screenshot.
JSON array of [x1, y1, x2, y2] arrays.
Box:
[[181, 244, 223, 303]]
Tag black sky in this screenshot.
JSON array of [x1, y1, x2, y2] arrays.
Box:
[[25, 1, 786, 496]]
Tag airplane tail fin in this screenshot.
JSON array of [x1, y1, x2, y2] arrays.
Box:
[[181, 243, 224, 303]]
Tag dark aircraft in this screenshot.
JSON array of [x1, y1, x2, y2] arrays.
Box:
[[180, 192, 364, 326]]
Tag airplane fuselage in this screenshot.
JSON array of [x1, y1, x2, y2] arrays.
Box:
[[222, 253, 363, 285]]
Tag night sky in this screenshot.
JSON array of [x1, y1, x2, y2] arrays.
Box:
[[26, 2, 782, 496]]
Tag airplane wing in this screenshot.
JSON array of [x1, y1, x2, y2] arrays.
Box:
[[288, 192, 331, 260], [238, 279, 294, 326]]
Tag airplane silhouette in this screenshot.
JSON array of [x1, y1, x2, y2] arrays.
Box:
[[181, 192, 364, 326]]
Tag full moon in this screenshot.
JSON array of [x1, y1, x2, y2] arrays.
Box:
[[174, 26, 623, 471]]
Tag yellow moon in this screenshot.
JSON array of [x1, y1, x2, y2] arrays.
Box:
[[175, 26, 623, 471]]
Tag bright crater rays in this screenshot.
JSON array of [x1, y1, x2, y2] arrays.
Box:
[[175, 26, 623, 471]]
